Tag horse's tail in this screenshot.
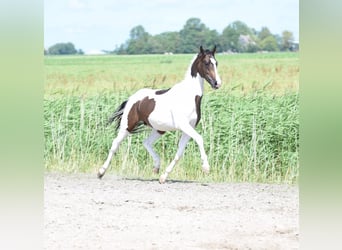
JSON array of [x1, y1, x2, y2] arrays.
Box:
[[107, 100, 128, 131]]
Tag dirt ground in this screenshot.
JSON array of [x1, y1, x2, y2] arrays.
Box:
[[44, 173, 299, 250]]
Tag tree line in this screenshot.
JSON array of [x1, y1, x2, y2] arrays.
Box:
[[45, 18, 297, 55], [44, 42, 84, 55], [115, 18, 297, 54]]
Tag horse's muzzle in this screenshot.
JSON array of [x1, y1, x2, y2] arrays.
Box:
[[207, 76, 221, 89], [211, 80, 221, 89]]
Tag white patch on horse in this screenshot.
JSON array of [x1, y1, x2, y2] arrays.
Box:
[[210, 57, 222, 88]]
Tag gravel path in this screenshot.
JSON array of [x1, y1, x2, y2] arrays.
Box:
[[44, 173, 298, 249]]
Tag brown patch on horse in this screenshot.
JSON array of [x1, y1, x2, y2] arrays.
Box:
[[155, 88, 170, 95], [195, 95, 202, 126], [127, 97, 156, 132]]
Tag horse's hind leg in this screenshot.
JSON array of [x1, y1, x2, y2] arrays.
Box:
[[98, 128, 129, 179], [143, 129, 162, 173]]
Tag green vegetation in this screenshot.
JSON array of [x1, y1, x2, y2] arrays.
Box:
[[44, 52, 299, 183], [46, 42, 84, 55], [115, 19, 296, 54]]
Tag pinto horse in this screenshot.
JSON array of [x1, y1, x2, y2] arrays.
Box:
[[98, 46, 222, 183]]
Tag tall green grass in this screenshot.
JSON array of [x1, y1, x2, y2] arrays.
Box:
[[44, 91, 298, 183]]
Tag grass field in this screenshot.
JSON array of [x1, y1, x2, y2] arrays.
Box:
[[44, 52, 299, 183]]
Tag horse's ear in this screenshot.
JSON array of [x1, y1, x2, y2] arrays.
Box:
[[212, 45, 216, 55], [200, 45, 204, 54]]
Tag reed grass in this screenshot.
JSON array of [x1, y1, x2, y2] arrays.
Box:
[[44, 92, 298, 183]]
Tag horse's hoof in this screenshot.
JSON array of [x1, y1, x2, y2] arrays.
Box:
[[97, 169, 105, 179], [159, 174, 167, 184], [202, 166, 210, 174], [153, 167, 160, 174]]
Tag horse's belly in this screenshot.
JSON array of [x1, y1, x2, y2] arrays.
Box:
[[148, 105, 198, 131], [148, 110, 176, 131]]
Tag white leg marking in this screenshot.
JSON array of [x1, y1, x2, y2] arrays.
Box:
[[98, 129, 129, 178], [143, 129, 162, 173], [159, 132, 191, 183]]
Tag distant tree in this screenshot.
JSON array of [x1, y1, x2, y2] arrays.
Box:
[[115, 43, 128, 55], [256, 27, 284, 52], [129, 25, 148, 40], [258, 27, 272, 41], [179, 18, 215, 53], [48, 42, 77, 55], [113, 18, 294, 54], [221, 21, 254, 52], [274, 34, 283, 50], [126, 25, 152, 54], [150, 32, 181, 53], [205, 29, 220, 51], [260, 36, 279, 51], [281, 30, 294, 51], [246, 42, 260, 53]]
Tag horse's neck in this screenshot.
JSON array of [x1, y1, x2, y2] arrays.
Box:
[[181, 56, 205, 96], [182, 74, 204, 95]]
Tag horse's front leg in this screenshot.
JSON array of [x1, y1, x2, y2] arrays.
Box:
[[159, 132, 191, 183], [178, 122, 210, 173]]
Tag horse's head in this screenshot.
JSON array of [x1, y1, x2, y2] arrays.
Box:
[[191, 45, 222, 89]]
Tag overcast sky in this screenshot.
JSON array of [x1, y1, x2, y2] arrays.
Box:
[[44, 0, 299, 53]]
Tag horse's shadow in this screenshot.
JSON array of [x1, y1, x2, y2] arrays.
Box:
[[122, 177, 201, 184]]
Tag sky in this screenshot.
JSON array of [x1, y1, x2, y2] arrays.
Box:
[[44, 0, 299, 54]]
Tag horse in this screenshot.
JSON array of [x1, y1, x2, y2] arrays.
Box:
[[97, 45, 222, 183]]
